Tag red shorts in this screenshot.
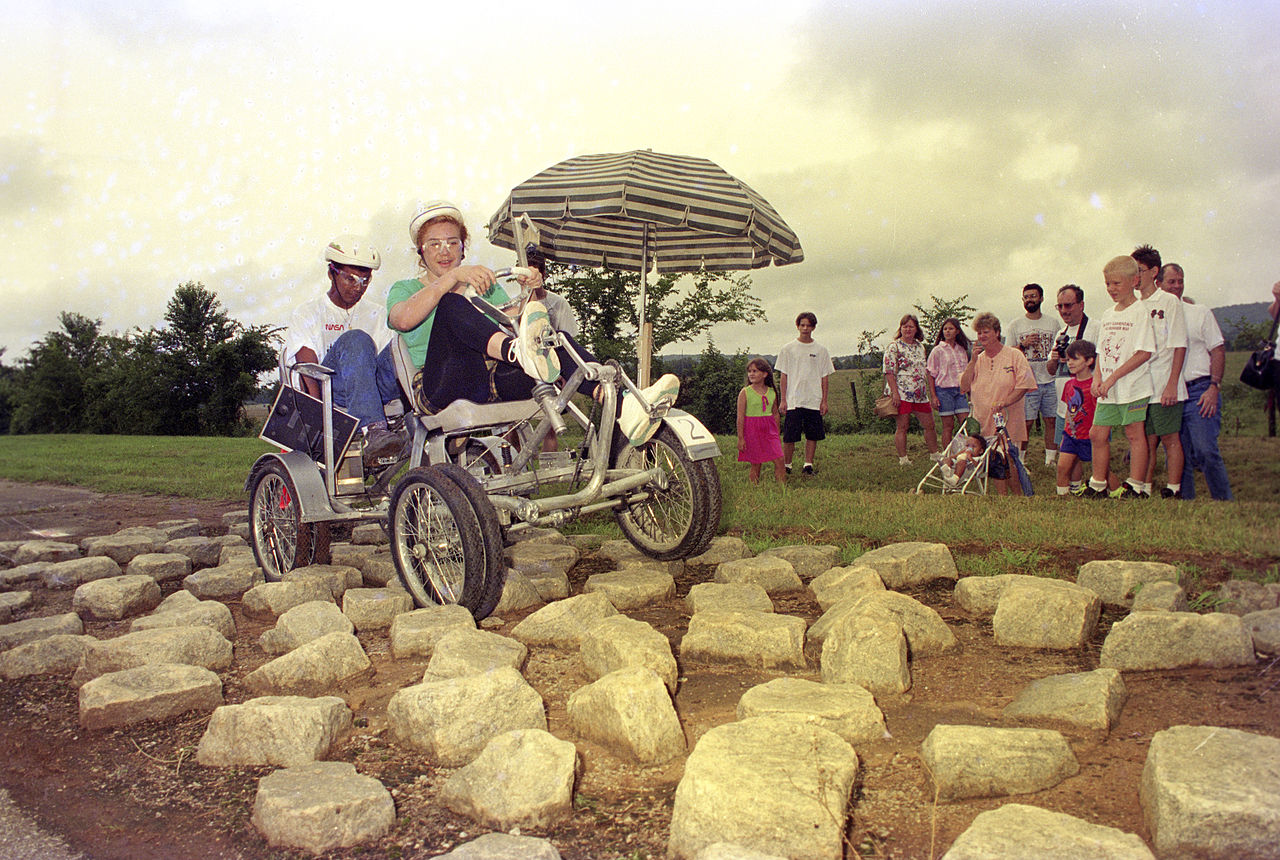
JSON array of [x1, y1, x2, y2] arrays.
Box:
[[898, 400, 932, 415]]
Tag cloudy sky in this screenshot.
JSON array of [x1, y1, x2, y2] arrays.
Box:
[[3, 0, 1278, 362]]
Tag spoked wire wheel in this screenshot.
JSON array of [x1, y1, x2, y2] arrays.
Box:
[[249, 461, 316, 581], [389, 466, 486, 612], [612, 424, 720, 561]]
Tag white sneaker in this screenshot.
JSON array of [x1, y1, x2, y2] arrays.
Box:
[[898, 456, 912, 466], [514, 300, 560, 384], [930, 452, 944, 463], [619, 374, 680, 446], [1044, 449, 1057, 466], [944, 473, 960, 488], [939, 464, 955, 480]]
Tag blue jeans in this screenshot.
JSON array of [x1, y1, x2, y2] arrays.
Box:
[[1008, 442, 1034, 496], [1179, 376, 1232, 500], [322, 331, 400, 430]]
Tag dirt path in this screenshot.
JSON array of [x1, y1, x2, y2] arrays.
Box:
[[1, 481, 1278, 859]]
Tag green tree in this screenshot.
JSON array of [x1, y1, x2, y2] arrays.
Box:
[[547, 264, 765, 374], [9, 312, 106, 433], [151, 282, 279, 435], [912, 294, 978, 344], [1225, 313, 1275, 351], [856, 328, 888, 369], [678, 338, 749, 435]]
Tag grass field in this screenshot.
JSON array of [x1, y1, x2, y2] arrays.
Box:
[[2, 353, 1276, 591]]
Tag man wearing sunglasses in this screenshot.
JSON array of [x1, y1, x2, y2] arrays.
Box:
[[1046, 285, 1089, 490], [285, 236, 404, 465]]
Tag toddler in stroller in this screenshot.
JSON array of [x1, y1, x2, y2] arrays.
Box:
[[916, 416, 996, 494], [939, 433, 987, 487]]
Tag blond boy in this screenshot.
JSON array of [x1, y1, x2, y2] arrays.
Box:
[[1086, 256, 1156, 498]]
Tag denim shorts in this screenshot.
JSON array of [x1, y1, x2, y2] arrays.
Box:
[[1059, 433, 1092, 461], [1023, 381, 1058, 420], [935, 386, 969, 416]]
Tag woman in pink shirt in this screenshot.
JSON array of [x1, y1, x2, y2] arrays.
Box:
[[926, 317, 971, 446]]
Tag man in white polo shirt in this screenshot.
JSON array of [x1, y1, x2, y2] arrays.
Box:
[[1158, 263, 1231, 500]]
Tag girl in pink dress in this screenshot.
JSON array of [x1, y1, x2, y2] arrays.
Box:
[[737, 358, 786, 484]]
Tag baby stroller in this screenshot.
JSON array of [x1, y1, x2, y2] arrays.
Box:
[[915, 415, 1006, 495]]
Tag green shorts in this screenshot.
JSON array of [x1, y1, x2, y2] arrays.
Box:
[[1094, 398, 1148, 428], [1144, 402, 1183, 436]]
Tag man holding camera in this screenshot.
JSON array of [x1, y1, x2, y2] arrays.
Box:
[[1046, 285, 1089, 490]]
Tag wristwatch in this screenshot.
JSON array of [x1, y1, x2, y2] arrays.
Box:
[[1209, 379, 1221, 386]]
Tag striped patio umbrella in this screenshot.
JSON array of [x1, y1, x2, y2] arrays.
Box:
[[487, 150, 803, 383], [486, 150, 804, 273]]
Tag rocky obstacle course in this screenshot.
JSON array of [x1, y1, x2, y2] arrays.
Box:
[[2, 517, 1278, 858]]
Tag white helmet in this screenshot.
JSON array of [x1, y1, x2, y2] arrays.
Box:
[[409, 201, 464, 244], [324, 236, 381, 270]]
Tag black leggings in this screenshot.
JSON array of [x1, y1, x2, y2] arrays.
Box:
[[413, 292, 595, 412]]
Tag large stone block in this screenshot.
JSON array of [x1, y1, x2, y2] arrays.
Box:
[[251, 762, 394, 854], [0, 634, 95, 679], [387, 666, 547, 766], [78, 663, 223, 729], [851, 541, 958, 588], [426, 628, 528, 680], [812, 590, 957, 656], [14, 540, 81, 565], [580, 615, 678, 693], [1003, 668, 1128, 733], [1242, 607, 1280, 654], [130, 600, 236, 641], [41, 557, 121, 590], [0, 612, 85, 650], [162, 536, 222, 569], [440, 729, 577, 830], [583, 567, 675, 610], [1076, 560, 1179, 608], [126, 552, 192, 583], [183, 564, 263, 600], [72, 575, 163, 621], [259, 601, 354, 656], [243, 631, 371, 697], [1099, 612, 1256, 670], [1141, 725, 1280, 860], [757, 544, 841, 580], [680, 610, 806, 670], [942, 803, 1154, 860], [281, 564, 363, 600], [241, 580, 334, 620], [809, 565, 885, 611], [668, 716, 858, 860], [82, 532, 163, 566], [74, 626, 233, 686], [567, 666, 686, 764], [820, 612, 911, 697], [686, 536, 752, 566], [921, 725, 1079, 800], [341, 588, 413, 631], [197, 695, 353, 767], [389, 604, 476, 659], [685, 582, 772, 614], [713, 556, 803, 595], [737, 677, 887, 746], [992, 579, 1101, 650], [510, 593, 620, 648]]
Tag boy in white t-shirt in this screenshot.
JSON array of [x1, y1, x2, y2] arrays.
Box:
[[1086, 256, 1156, 499]]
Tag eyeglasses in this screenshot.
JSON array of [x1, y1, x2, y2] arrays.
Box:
[[1055, 302, 1077, 309], [423, 238, 463, 254], [329, 265, 370, 287]]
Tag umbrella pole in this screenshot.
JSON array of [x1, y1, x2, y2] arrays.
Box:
[[639, 225, 652, 388]]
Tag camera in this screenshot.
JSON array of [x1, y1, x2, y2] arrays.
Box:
[[1054, 331, 1071, 360]]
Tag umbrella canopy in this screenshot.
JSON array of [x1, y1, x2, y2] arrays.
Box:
[[486, 150, 803, 273]]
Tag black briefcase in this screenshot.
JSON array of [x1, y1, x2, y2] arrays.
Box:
[[260, 385, 360, 462], [1240, 316, 1280, 391]]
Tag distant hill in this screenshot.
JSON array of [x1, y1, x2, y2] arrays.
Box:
[[1212, 302, 1273, 348]]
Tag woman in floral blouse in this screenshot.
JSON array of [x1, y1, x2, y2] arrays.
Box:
[[883, 314, 939, 465]]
